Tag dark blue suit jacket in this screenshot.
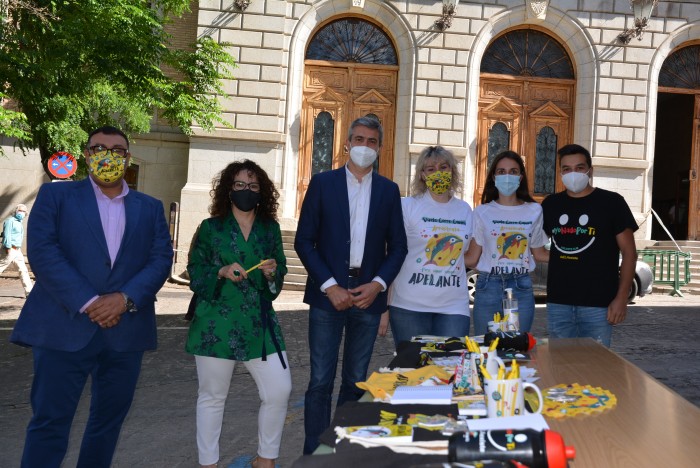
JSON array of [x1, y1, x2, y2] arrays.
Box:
[[11, 178, 173, 352], [294, 167, 407, 315]]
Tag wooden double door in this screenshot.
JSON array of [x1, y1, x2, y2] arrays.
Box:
[[653, 91, 700, 240], [296, 61, 398, 214], [475, 74, 575, 204]]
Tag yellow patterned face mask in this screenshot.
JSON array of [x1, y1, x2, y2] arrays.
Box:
[[424, 170, 452, 195], [88, 151, 126, 184]]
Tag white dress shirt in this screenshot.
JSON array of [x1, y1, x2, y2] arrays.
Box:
[[320, 165, 387, 293]]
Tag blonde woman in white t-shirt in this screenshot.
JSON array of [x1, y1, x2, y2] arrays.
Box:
[[464, 151, 549, 335], [388, 146, 473, 348]]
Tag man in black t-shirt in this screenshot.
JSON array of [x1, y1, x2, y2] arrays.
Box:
[[541, 144, 638, 347]]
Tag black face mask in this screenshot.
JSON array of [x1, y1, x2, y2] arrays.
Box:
[[229, 189, 261, 212]]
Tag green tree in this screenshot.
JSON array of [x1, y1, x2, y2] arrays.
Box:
[[0, 0, 236, 175]]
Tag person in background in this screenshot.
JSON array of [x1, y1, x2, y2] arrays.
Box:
[[388, 146, 473, 347], [186, 160, 290, 468], [465, 150, 549, 335], [0, 203, 33, 297], [542, 144, 637, 347], [295, 116, 407, 454], [10, 125, 173, 467]]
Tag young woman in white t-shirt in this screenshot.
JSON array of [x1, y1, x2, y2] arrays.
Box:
[[465, 151, 549, 335], [388, 146, 473, 347]]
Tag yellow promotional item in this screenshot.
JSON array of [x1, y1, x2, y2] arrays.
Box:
[[542, 383, 617, 418], [356, 365, 453, 401], [88, 150, 126, 184]]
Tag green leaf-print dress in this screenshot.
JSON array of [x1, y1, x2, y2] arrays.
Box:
[[185, 214, 287, 361]]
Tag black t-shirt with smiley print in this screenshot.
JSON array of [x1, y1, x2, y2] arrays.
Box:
[[542, 188, 638, 307]]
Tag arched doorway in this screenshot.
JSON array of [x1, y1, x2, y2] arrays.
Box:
[[475, 27, 575, 204], [296, 17, 399, 215], [653, 43, 700, 240]]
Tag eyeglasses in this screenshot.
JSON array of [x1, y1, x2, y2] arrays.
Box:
[[233, 181, 261, 192], [88, 145, 129, 158]]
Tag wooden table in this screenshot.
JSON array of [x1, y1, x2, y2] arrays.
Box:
[[532, 338, 700, 467]]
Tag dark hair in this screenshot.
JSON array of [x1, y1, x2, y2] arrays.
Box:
[[347, 115, 384, 147], [87, 126, 129, 148], [210, 160, 279, 222], [557, 144, 592, 167], [482, 150, 535, 204]]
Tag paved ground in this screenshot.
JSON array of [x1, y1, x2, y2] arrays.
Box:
[[1, 277, 699, 467]]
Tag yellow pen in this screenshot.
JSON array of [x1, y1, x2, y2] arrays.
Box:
[[488, 337, 499, 352], [245, 259, 268, 273], [511, 359, 520, 379], [497, 364, 505, 380], [479, 364, 492, 380], [506, 359, 517, 379]]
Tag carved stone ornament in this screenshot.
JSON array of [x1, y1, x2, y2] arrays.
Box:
[[351, 0, 365, 9], [233, 0, 251, 11], [526, 0, 550, 20]]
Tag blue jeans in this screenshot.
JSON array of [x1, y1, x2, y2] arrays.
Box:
[[546, 303, 613, 347], [388, 306, 470, 348], [472, 272, 535, 336], [303, 303, 381, 454]]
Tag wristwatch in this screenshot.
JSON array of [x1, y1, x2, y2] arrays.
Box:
[[121, 292, 138, 313]]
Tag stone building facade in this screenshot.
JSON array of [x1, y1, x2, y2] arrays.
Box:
[[2, 0, 699, 276]]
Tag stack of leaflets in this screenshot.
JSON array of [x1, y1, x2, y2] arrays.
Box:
[[390, 384, 453, 405], [456, 395, 487, 416], [337, 424, 413, 445]]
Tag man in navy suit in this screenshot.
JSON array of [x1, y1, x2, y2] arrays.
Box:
[[295, 116, 408, 454], [11, 126, 173, 468]]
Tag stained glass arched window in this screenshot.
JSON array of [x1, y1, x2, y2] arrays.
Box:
[[534, 126, 557, 194], [659, 45, 700, 89], [306, 18, 398, 65], [311, 112, 334, 175], [481, 29, 574, 79], [487, 122, 510, 168]]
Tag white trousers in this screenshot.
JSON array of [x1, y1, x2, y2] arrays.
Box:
[[0, 247, 33, 295], [195, 352, 291, 465]]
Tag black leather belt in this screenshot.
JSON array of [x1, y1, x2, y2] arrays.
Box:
[[348, 267, 361, 277]]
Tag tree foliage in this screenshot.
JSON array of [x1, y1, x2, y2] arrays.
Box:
[[0, 0, 236, 173]]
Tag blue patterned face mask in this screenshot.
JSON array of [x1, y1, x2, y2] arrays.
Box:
[[15, 212, 25, 221], [494, 174, 521, 196]]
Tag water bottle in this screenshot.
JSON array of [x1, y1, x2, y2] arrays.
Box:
[[502, 288, 519, 331], [448, 429, 576, 468], [483, 331, 536, 352]]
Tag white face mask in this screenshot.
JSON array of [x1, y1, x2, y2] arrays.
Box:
[[349, 145, 378, 169], [562, 171, 590, 193]]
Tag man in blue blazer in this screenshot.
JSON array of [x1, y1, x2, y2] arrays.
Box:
[[295, 116, 408, 454], [10, 126, 173, 468]]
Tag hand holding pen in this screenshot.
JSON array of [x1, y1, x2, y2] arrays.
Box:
[[242, 258, 277, 282], [218, 262, 248, 282]]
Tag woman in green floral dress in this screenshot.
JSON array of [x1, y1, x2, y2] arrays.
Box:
[[186, 160, 290, 468]]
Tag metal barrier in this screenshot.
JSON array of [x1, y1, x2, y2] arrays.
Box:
[[637, 249, 692, 297]]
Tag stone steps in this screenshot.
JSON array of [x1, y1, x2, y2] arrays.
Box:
[[640, 240, 700, 296], [281, 230, 306, 291]]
